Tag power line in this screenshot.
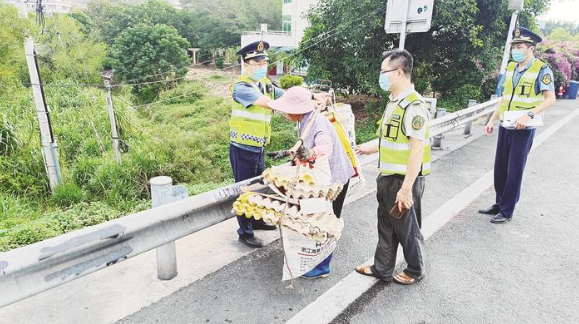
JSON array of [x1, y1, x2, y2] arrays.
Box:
[[283, 4, 387, 64]]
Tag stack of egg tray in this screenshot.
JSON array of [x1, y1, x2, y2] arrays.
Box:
[[232, 192, 344, 242]]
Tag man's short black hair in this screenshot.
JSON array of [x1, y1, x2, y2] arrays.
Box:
[[382, 49, 413, 76]]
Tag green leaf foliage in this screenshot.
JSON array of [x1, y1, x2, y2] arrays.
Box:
[[108, 23, 190, 100], [298, 0, 553, 106], [280, 75, 304, 89]]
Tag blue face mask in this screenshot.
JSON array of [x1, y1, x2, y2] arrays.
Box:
[[511, 49, 526, 62], [379, 73, 391, 91], [251, 66, 267, 80]]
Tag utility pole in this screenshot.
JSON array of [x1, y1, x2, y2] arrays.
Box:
[[495, 0, 524, 96], [101, 70, 122, 165], [17, 2, 62, 192]]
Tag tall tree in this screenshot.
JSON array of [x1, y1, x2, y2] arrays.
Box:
[[181, 0, 282, 49], [108, 23, 190, 101], [84, 0, 196, 46], [37, 14, 108, 84], [0, 5, 29, 96], [298, 0, 553, 104]]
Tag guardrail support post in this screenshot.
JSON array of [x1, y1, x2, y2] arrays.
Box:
[[150, 176, 188, 280], [432, 108, 446, 149], [463, 100, 477, 136]]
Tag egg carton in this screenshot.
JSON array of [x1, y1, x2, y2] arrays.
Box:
[[247, 194, 300, 215], [281, 214, 344, 242]]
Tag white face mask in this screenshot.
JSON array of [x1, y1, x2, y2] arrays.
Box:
[[379, 69, 399, 92]]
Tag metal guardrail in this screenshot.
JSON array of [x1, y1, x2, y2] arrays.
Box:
[[0, 98, 499, 308], [430, 98, 499, 137], [0, 177, 257, 307]]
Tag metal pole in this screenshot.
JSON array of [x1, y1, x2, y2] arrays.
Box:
[[463, 100, 477, 136], [495, 10, 519, 96], [150, 176, 185, 280], [432, 108, 446, 149], [102, 73, 122, 164], [23, 34, 62, 192], [398, 0, 410, 49]]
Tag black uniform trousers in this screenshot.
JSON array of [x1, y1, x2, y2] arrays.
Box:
[[229, 144, 268, 237], [371, 174, 425, 281], [493, 125, 535, 217]]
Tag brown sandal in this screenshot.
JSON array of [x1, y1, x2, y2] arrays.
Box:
[[355, 265, 376, 278], [393, 272, 419, 285]]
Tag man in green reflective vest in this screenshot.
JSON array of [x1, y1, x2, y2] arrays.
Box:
[[479, 27, 556, 224], [354, 49, 431, 285], [230, 41, 284, 248]]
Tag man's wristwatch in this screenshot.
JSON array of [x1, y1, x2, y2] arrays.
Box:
[[527, 111, 535, 119]]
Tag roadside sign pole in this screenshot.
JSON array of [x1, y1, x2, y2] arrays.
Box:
[[398, 0, 410, 49], [495, 9, 520, 96]]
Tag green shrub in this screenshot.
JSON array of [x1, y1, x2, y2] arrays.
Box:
[[48, 201, 123, 233], [0, 116, 19, 156], [158, 81, 205, 105], [5, 218, 60, 250], [280, 75, 304, 89], [440, 84, 482, 112], [215, 56, 224, 69], [51, 182, 85, 207], [356, 119, 379, 144]]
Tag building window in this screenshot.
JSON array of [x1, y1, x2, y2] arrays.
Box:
[[283, 15, 292, 33], [283, 0, 292, 3]]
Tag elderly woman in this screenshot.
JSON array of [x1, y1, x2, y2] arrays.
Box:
[[268, 86, 356, 279]]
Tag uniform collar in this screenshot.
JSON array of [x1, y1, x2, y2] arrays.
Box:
[[516, 58, 536, 73], [389, 84, 415, 102]]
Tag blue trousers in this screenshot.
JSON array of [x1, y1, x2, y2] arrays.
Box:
[[493, 126, 535, 217], [304, 180, 350, 277], [229, 144, 267, 237]]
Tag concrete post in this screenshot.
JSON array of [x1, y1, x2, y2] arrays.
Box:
[[150, 176, 189, 280], [102, 72, 121, 165], [432, 108, 446, 149], [463, 100, 477, 136]]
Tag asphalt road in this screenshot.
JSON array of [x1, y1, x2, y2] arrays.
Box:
[[117, 100, 579, 324], [334, 101, 579, 324]]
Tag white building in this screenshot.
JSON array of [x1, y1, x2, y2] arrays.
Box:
[[2, 0, 71, 14], [240, 0, 319, 74]]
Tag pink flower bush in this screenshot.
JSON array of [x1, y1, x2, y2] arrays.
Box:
[[538, 39, 579, 82]]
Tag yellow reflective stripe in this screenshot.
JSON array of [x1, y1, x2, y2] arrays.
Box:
[[380, 140, 410, 151], [521, 72, 539, 79], [511, 96, 543, 104], [379, 162, 407, 173], [380, 139, 430, 151], [231, 109, 272, 122], [379, 161, 431, 174]]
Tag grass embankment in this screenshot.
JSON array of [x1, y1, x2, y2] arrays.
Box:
[[0, 74, 296, 252]]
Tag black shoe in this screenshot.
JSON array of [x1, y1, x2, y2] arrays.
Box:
[[490, 212, 512, 224], [252, 223, 277, 231], [479, 205, 499, 215], [239, 235, 263, 248]]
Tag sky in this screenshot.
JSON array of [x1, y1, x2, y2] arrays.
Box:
[[538, 0, 579, 22]]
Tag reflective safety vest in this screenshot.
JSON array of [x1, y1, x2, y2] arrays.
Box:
[[229, 75, 275, 147], [378, 92, 431, 176], [499, 59, 545, 120]]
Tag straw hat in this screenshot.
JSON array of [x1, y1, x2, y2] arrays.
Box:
[[269, 86, 314, 115]]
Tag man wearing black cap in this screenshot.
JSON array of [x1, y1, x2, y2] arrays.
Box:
[[229, 41, 285, 248], [479, 27, 556, 224]]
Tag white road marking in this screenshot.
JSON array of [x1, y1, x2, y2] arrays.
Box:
[[286, 106, 579, 324]]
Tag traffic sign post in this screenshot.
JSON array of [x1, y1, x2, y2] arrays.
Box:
[[384, 0, 434, 49], [495, 0, 524, 96]]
